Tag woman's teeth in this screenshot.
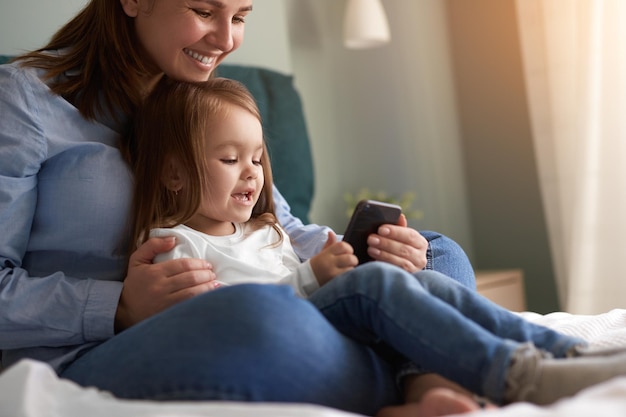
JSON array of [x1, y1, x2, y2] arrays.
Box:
[[184, 49, 214, 65]]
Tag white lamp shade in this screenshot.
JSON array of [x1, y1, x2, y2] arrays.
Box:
[[343, 0, 391, 49]]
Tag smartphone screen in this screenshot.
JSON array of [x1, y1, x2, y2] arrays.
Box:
[[343, 200, 402, 264]]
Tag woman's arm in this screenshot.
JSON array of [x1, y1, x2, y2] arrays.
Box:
[[0, 64, 122, 349], [115, 237, 217, 331], [273, 185, 334, 260]]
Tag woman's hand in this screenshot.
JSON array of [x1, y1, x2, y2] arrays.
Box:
[[310, 232, 358, 286], [366, 214, 428, 273], [115, 237, 218, 332]]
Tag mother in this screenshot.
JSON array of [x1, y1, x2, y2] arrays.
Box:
[[0, 0, 475, 415]]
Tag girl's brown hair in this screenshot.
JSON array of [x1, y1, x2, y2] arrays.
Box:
[[128, 77, 279, 247], [14, 0, 152, 124]]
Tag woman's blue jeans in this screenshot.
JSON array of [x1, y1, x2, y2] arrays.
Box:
[[421, 230, 476, 290], [62, 284, 400, 415], [60, 233, 483, 415]]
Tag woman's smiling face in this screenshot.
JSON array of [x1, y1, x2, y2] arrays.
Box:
[[121, 0, 252, 83]]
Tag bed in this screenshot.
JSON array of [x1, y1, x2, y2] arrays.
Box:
[[2, 56, 626, 416], [3, 309, 626, 416]]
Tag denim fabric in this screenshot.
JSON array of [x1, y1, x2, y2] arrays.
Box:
[[61, 284, 402, 415], [308, 263, 585, 403], [421, 230, 476, 290]]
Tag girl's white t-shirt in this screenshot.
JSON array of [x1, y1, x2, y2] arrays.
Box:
[[150, 223, 319, 298]]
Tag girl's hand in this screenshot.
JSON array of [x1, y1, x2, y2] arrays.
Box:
[[115, 237, 218, 332], [366, 214, 428, 273], [310, 232, 358, 286]]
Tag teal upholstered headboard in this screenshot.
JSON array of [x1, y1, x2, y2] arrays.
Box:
[[0, 56, 314, 223]]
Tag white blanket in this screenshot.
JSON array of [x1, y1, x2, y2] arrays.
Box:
[[2, 309, 626, 417]]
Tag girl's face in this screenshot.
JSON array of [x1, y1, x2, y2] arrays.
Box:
[[184, 103, 264, 236], [121, 0, 251, 85]]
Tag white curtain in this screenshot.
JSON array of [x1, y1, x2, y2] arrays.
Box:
[[515, 0, 626, 314]]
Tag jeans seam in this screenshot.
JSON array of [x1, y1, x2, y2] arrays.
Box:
[[425, 244, 433, 271]]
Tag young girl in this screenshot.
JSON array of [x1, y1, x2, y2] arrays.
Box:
[[129, 76, 626, 413], [130, 75, 341, 298]]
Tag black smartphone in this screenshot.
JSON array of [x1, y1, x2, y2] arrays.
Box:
[[343, 199, 402, 264]]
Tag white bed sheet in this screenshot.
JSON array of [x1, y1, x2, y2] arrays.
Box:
[[2, 309, 626, 417]]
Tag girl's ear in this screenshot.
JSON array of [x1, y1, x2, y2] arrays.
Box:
[[162, 156, 186, 193], [119, 0, 140, 17]]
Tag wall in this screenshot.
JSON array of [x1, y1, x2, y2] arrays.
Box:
[[285, 0, 474, 258], [222, 0, 292, 73], [0, 0, 88, 55], [445, 0, 559, 312]]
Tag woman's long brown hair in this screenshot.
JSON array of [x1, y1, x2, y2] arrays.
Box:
[[13, 0, 151, 124], [128, 77, 279, 249]]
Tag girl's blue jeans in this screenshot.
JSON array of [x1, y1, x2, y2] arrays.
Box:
[[309, 262, 583, 404], [61, 232, 578, 413]]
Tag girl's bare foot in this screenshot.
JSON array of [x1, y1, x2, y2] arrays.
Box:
[[376, 387, 492, 417]]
